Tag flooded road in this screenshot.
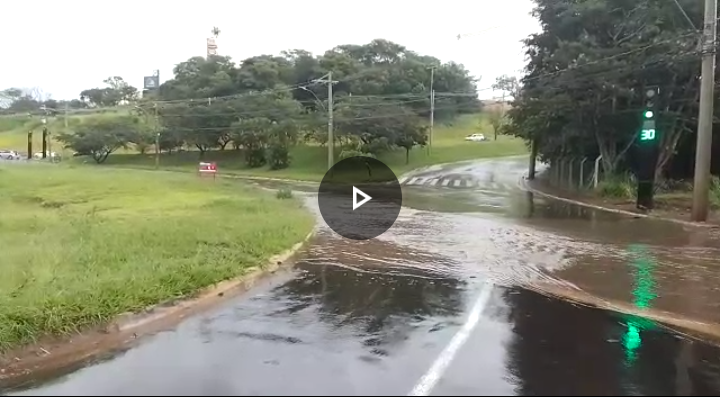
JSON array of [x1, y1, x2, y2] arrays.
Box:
[[6, 156, 720, 396]]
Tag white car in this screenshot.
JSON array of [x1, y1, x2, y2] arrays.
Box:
[[0, 150, 22, 160], [465, 133, 487, 142]]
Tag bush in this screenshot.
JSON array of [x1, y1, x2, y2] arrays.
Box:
[[597, 173, 635, 199], [276, 188, 293, 199], [710, 176, 720, 208], [267, 142, 291, 170]]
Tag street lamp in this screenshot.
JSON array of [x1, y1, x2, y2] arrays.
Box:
[[299, 86, 326, 111]]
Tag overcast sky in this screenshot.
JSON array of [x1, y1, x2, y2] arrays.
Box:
[[2, 0, 541, 100]]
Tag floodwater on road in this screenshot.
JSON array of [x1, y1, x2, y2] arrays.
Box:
[[5, 156, 720, 396]]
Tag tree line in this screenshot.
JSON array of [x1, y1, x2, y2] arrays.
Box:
[[0, 76, 139, 114], [504, 0, 717, 181], [30, 39, 481, 166]]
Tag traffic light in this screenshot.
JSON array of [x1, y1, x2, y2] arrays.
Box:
[[636, 86, 660, 210], [639, 88, 658, 142]]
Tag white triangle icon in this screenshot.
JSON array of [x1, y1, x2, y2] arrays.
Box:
[[352, 186, 372, 210]]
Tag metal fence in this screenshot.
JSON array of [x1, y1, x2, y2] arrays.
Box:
[[542, 155, 605, 191]]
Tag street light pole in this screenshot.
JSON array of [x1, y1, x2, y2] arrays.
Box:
[[691, 0, 718, 222]]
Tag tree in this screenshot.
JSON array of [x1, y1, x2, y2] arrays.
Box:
[[121, 39, 480, 166], [0, 87, 49, 113], [56, 116, 139, 163], [80, 76, 138, 107], [486, 108, 507, 141], [103, 76, 139, 103], [505, 0, 703, 180], [231, 117, 271, 167], [493, 75, 520, 100]]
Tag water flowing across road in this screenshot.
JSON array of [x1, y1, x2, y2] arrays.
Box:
[[6, 156, 720, 396]]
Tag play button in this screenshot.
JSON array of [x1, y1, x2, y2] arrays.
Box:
[[352, 186, 372, 210], [318, 156, 403, 240]]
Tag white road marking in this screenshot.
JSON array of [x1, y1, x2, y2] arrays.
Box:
[[408, 282, 494, 396], [399, 177, 409, 184], [464, 179, 476, 188], [428, 179, 439, 187], [408, 177, 420, 185], [441, 179, 451, 187], [453, 180, 462, 187]]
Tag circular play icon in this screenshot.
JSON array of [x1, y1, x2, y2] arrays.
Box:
[[317, 156, 403, 240]]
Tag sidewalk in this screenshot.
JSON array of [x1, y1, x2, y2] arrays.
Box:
[[523, 176, 719, 228]]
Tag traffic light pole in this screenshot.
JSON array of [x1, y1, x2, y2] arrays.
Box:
[[691, 0, 718, 222], [636, 87, 660, 211]]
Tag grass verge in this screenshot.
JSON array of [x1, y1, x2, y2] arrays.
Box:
[[0, 165, 314, 351]]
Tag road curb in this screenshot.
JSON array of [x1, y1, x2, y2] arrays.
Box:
[[111, 229, 316, 332], [518, 177, 717, 229], [0, 230, 317, 386], [525, 282, 720, 346]]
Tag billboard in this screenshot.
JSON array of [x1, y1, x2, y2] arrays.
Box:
[[207, 38, 218, 57], [143, 74, 160, 90]]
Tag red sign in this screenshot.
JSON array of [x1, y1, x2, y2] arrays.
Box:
[[198, 162, 218, 179]]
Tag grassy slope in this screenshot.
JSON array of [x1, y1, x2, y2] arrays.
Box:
[[101, 113, 528, 181], [0, 165, 314, 350], [0, 113, 527, 180]]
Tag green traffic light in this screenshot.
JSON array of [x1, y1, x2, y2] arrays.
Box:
[[644, 110, 654, 119]]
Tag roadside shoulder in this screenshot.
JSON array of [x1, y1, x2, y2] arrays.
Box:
[[520, 177, 718, 229]]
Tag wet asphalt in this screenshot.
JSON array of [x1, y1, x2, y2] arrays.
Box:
[[5, 156, 720, 396]]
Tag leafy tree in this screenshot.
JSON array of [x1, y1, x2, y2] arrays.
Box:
[[54, 39, 481, 169], [80, 76, 138, 107], [231, 117, 272, 167], [492, 75, 520, 99], [0, 87, 49, 113], [486, 108, 507, 141], [506, 0, 703, 179], [57, 116, 139, 163]]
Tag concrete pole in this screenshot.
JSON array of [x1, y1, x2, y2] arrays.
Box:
[[691, 0, 717, 222]]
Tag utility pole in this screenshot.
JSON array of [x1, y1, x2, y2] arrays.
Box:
[[64, 102, 69, 129], [328, 71, 334, 170], [428, 67, 435, 155], [691, 0, 718, 222], [312, 73, 338, 170], [154, 103, 160, 170]]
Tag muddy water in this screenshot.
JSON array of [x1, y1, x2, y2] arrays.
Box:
[[6, 157, 720, 395]]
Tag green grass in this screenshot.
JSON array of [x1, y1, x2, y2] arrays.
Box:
[[0, 165, 314, 351], [97, 114, 528, 181], [0, 112, 528, 180]]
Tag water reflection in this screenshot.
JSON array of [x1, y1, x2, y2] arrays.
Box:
[[275, 261, 466, 351], [624, 244, 658, 366], [509, 191, 703, 248], [501, 288, 720, 396]]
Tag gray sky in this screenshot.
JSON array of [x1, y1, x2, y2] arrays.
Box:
[[2, 0, 540, 100]]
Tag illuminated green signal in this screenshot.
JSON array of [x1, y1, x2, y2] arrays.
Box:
[[644, 110, 654, 119], [640, 128, 656, 141]]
